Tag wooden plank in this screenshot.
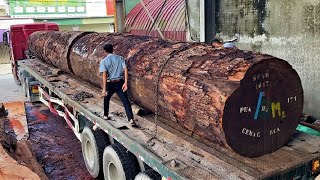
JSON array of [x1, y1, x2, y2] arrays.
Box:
[[286, 131, 320, 154]]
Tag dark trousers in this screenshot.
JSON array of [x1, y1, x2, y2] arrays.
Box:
[[104, 80, 134, 121]]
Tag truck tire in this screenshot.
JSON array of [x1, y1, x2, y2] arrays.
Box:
[[103, 143, 140, 180], [134, 170, 161, 180], [81, 126, 108, 178]]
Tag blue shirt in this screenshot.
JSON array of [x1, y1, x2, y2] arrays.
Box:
[[223, 42, 235, 48], [99, 54, 127, 81]]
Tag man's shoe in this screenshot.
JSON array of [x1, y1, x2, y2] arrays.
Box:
[[103, 116, 112, 120], [129, 119, 138, 128]]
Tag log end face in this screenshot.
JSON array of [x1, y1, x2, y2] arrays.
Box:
[[222, 59, 303, 157]]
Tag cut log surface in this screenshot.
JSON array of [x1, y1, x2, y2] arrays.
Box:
[[28, 32, 303, 157]]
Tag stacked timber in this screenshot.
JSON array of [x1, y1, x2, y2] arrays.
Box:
[[28, 31, 303, 157]]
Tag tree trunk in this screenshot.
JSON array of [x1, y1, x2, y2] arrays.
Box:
[[28, 32, 303, 157], [28, 31, 92, 73]]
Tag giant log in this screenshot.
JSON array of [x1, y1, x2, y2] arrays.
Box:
[[28, 31, 303, 157]]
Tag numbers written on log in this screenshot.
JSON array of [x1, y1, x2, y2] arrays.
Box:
[[223, 60, 303, 157]]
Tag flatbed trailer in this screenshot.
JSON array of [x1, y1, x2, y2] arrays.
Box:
[[19, 59, 320, 180]]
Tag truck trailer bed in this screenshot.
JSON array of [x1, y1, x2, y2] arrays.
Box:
[[20, 59, 320, 180]]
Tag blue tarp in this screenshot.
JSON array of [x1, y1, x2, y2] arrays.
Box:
[[296, 124, 320, 137]]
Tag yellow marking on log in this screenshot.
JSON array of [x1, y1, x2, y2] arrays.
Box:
[[271, 102, 281, 118]]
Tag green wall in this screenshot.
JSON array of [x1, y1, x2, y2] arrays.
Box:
[[124, 0, 140, 15], [34, 17, 114, 32], [58, 24, 113, 32]]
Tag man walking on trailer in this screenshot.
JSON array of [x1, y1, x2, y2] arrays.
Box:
[[99, 44, 137, 126]]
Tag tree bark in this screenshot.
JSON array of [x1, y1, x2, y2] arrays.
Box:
[[28, 32, 303, 157], [28, 31, 92, 73]]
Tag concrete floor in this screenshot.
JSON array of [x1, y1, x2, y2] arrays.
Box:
[[0, 64, 25, 103]]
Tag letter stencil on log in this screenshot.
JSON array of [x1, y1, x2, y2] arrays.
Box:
[[28, 31, 303, 157]]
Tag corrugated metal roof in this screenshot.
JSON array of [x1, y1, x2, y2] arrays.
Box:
[[125, 0, 186, 41]]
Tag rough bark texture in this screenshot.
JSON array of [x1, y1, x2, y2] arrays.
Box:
[[29, 31, 92, 73], [28, 32, 303, 157]]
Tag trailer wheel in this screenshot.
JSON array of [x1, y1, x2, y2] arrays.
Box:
[[81, 126, 108, 178], [134, 169, 162, 180], [103, 143, 140, 180]]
